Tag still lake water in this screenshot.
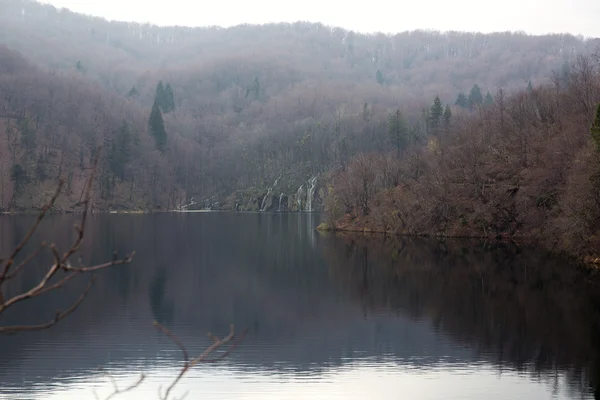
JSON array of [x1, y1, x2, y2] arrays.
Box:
[[0, 212, 599, 399]]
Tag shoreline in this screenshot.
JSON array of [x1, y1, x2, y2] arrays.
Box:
[[317, 222, 600, 268]]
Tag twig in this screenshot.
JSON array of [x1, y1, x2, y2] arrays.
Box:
[[4, 242, 46, 280], [0, 145, 135, 334], [102, 372, 145, 400], [0, 181, 63, 284], [153, 321, 247, 400], [0, 275, 96, 334]]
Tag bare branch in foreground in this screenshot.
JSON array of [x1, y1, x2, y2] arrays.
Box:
[[0, 146, 135, 334], [93, 372, 146, 400], [154, 321, 248, 400]]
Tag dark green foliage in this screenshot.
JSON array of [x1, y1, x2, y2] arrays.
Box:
[[10, 164, 29, 193], [153, 81, 175, 113], [455, 92, 468, 109], [443, 105, 452, 131], [75, 60, 86, 73], [592, 104, 600, 152], [155, 81, 166, 105], [376, 69, 385, 85], [148, 101, 167, 153], [468, 84, 483, 109], [108, 120, 132, 181], [429, 96, 443, 134], [388, 109, 409, 155], [127, 86, 140, 98], [484, 91, 494, 105]]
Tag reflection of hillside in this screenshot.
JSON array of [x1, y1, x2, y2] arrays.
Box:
[[2, 214, 471, 387], [322, 233, 600, 398], [0, 214, 598, 399]]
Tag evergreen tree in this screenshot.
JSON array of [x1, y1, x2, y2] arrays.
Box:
[[164, 83, 175, 112], [443, 105, 452, 131], [108, 121, 132, 180], [127, 86, 140, 99], [429, 95, 443, 134], [455, 92, 468, 109], [376, 69, 385, 85], [527, 80, 533, 93], [484, 91, 494, 105], [75, 61, 86, 73], [592, 104, 600, 152], [468, 84, 483, 109], [388, 109, 409, 156], [10, 164, 29, 194], [155, 81, 166, 110], [148, 101, 167, 153]]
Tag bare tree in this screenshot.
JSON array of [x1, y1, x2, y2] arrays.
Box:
[[0, 147, 247, 399], [0, 149, 134, 334]]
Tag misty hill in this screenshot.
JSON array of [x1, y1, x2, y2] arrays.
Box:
[[0, 0, 599, 210]]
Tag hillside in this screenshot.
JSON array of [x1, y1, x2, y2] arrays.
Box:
[[322, 51, 600, 261], [0, 0, 599, 211]]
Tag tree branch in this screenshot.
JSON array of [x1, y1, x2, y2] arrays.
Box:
[[153, 321, 247, 400]]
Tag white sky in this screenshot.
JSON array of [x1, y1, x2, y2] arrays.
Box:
[[41, 0, 600, 38]]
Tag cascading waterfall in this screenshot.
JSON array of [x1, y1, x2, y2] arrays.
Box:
[[278, 193, 285, 211], [260, 187, 273, 211], [296, 184, 304, 212], [260, 175, 282, 212], [306, 176, 318, 212]]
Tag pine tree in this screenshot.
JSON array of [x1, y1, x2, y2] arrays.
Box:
[[468, 84, 483, 109], [388, 109, 409, 156], [484, 91, 494, 105], [127, 86, 140, 99], [164, 83, 175, 112], [429, 96, 443, 134], [108, 121, 132, 180], [376, 69, 385, 85], [155, 81, 166, 110], [526, 80, 533, 93], [592, 104, 600, 152], [149, 101, 167, 153], [455, 92, 468, 109], [443, 105, 452, 132]]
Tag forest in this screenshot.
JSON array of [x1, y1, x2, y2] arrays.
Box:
[[0, 0, 599, 221], [322, 51, 600, 260]]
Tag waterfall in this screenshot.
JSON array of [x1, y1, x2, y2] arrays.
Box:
[[278, 193, 285, 212], [260, 176, 281, 212], [296, 185, 304, 212], [260, 187, 273, 211], [306, 176, 318, 212]]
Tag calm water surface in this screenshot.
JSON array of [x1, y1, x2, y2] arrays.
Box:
[[0, 212, 599, 399]]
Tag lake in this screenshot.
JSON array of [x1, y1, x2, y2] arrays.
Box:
[[0, 212, 599, 399]]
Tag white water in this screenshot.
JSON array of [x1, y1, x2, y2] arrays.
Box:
[[306, 176, 318, 212], [296, 185, 304, 212], [261, 176, 282, 212], [278, 193, 285, 212]]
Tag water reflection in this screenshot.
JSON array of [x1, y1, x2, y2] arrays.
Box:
[[0, 213, 598, 399]]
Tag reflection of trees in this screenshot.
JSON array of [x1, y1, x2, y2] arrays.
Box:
[[1, 214, 599, 399], [322, 233, 600, 398], [149, 266, 174, 325]]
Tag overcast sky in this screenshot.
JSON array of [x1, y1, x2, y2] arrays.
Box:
[[41, 0, 600, 38]]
